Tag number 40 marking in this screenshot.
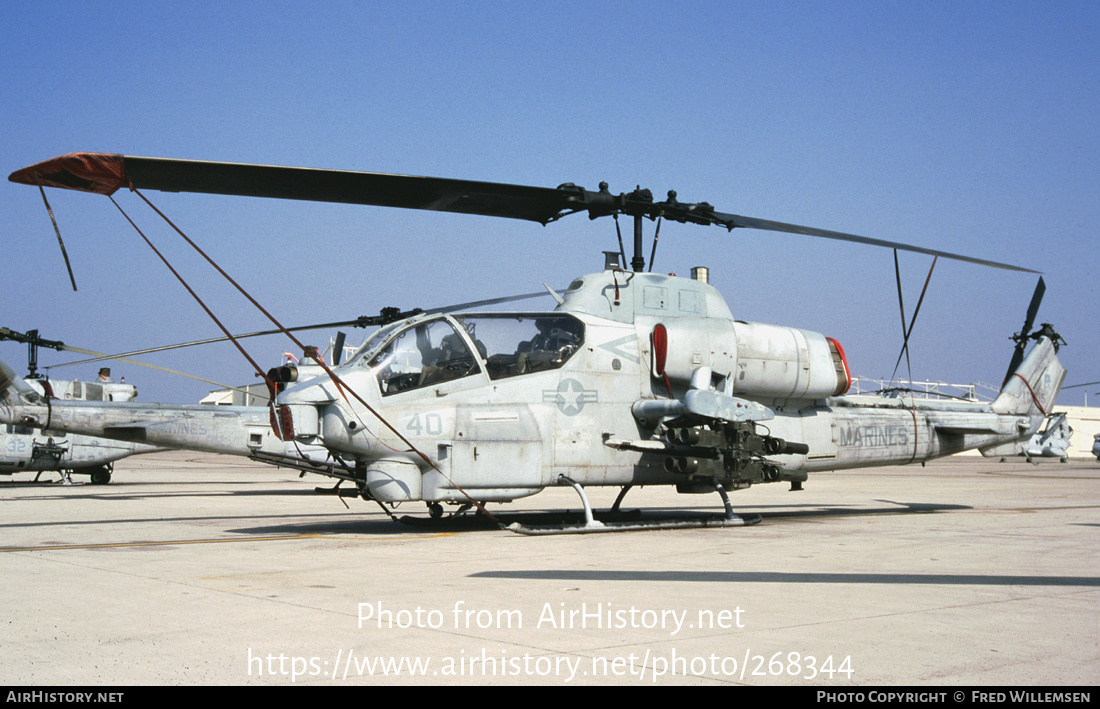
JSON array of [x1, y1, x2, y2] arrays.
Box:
[[407, 413, 443, 436]]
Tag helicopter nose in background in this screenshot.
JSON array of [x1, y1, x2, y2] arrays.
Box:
[[272, 375, 338, 443], [276, 369, 383, 456]]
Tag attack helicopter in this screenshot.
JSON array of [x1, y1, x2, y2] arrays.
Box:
[[1, 153, 1067, 532], [0, 327, 155, 483]]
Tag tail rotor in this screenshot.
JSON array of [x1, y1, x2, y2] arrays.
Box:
[[1003, 277, 1046, 384]]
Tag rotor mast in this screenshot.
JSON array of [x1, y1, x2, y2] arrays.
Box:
[[632, 213, 645, 271], [0, 327, 65, 378]]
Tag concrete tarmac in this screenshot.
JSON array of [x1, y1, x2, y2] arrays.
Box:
[[1, 451, 1097, 686]]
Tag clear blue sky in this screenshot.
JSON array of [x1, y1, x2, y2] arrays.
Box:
[[3, 1, 1098, 404]]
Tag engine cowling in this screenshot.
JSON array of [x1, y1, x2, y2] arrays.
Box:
[[651, 319, 851, 401]]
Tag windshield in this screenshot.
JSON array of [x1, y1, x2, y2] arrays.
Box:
[[369, 318, 481, 395]]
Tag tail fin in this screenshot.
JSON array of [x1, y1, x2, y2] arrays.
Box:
[[991, 336, 1066, 417]]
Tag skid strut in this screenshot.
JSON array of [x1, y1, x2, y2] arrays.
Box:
[[507, 475, 761, 535], [559, 475, 604, 529]]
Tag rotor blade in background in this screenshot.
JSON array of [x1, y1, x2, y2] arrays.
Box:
[[42, 342, 237, 392], [10, 152, 1037, 273], [1003, 276, 1046, 384], [45, 289, 560, 371], [429, 289, 566, 314], [1062, 380, 1100, 389], [46, 322, 358, 370]]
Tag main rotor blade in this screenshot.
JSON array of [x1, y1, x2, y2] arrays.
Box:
[[9, 153, 579, 224], [713, 213, 1038, 274], [11, 153, 1036, 273]]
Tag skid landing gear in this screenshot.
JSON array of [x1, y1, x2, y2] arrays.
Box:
[[507, 476, 761, 535]]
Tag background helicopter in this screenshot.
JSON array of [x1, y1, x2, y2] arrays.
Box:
[[0, 327, 153, 483], [1018, 412, 1072, 463], [0, 325, 263, 484], [0, 154, 1066, 531]]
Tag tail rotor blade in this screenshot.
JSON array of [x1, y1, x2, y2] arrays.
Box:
[[333, 331, 346, 366], [1021, 277, 1046, 337], [1004, 277, 1046, 383], [1004, 346, 1027, 386]]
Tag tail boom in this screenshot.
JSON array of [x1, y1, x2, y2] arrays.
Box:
[[1, 359, 282, 457]]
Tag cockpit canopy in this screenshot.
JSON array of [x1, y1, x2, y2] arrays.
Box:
[[363, 313, 584, 395]]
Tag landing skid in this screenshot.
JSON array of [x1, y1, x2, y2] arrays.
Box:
[[394, 476, 763, 534], [507, 476, 761, 535], [507, 514, 761, 535]]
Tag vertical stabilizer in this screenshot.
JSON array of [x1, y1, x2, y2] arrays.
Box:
[[991, 337, 1065, 417]]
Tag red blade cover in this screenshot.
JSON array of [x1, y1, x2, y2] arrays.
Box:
[[9, 153, 127, 195]]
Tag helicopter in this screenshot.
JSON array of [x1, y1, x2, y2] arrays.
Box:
[[1, 153, 1067, 532], [1019, 412, 1072, 463], [0, 327, 155, 483]]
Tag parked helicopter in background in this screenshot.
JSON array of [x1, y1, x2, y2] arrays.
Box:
[[0, 327, 156, 483], [1019, 412, 1072, 463], [1, 153, 1066, 531]]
